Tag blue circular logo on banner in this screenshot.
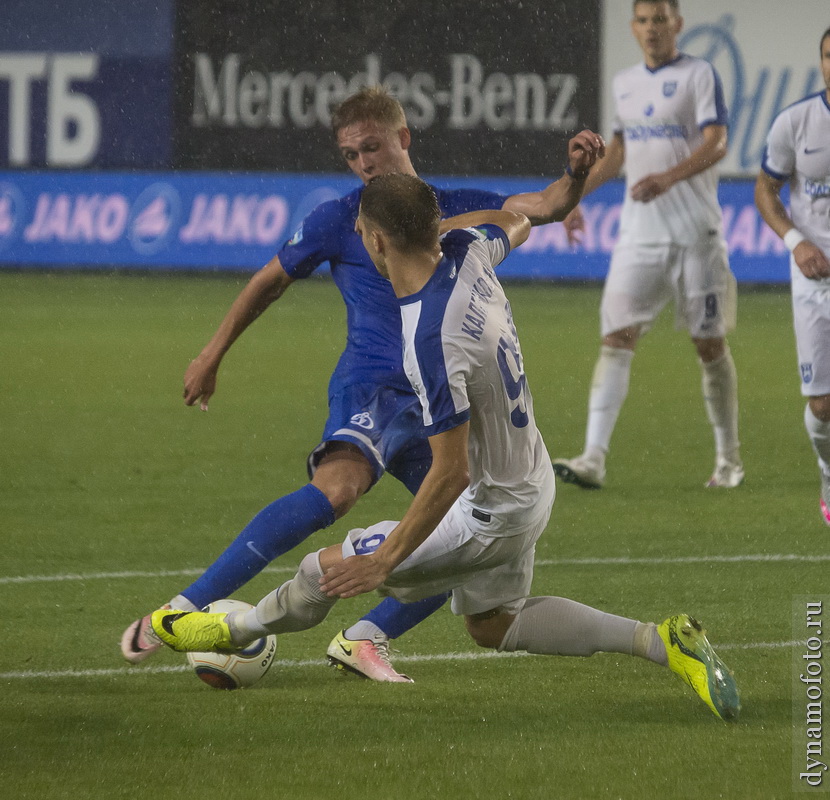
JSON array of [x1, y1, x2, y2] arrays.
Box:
[[128, 183, 182, 255]]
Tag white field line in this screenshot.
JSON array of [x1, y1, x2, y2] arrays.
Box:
[[2, 552, 829, 587], [0, 640, 808, 681], [1, 555, 822, 681]]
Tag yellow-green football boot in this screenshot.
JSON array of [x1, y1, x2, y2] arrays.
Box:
[[151, 608, 237, 653], [658, 614, 740, 721]]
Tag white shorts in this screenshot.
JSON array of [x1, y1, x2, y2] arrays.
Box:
[[601, 238, 737, 338], [342, 498, 553, 617], [792, 277, 830, 397]]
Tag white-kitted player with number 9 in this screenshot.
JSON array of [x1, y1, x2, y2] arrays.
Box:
[[150, 173, 740, 722]]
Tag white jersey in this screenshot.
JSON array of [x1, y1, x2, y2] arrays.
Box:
[[762, 91, 830, 289], [613, 53, 728, 246], [399, 225, 553, 534]]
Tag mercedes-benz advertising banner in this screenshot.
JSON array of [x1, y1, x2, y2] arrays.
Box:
[[172, 0, 601, 176]]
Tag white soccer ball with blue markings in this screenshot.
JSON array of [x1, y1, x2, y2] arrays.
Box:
[[186, 599, 277, 690]]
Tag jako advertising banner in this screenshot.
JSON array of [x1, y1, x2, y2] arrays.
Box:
[[0, 171, 789, 282]]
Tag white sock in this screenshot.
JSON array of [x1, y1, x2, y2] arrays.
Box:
[[585, 346, 634, 458], [701, 347, 740, 463], [344, 621, 387, 642], [227, 551, 336, 646], [497, 596, 665, 665], [168, 595, 200, 612], [804, 403, 830, 475]]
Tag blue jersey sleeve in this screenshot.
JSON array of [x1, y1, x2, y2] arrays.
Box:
[[435, 187, 509, 217], [277, 198, 349, 279]]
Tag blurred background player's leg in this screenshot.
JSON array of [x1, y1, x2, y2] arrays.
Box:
[[805, 398, 830, 524], [699, 341, 743, 488], [552, 343, 635, 490]]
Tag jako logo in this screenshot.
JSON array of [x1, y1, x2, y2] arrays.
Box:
[[179, 193, 289, 245], [24, 192, 129, 243], [128, 183, 181, 255]]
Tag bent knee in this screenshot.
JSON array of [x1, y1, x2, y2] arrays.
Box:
[[809, 395, 830, 422], [465, 624, 500, 649], [464, 612, 514, 649], [311, 449, 374, 518], [693, 337, 726, 363], [316, 483, 362, 518], [603, 326, 639, 350]]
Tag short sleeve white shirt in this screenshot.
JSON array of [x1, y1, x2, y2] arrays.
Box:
[[762, 91, 830, 288], [613, 53, 728, 246]]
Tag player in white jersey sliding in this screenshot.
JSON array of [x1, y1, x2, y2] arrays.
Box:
[[121, 87, 606, 682], [149, 173, 740, 722], [755, 26, 830, 525], [552, 0, 743, 490]]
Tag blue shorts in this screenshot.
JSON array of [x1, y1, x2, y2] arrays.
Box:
[[306, 383, 432, 495]]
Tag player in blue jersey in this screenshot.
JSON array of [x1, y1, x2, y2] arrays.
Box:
[[149, 174, 739, 720], [755, 27, 830, 525], [552, 0, 743, 491], [121, 87, 606, 680]]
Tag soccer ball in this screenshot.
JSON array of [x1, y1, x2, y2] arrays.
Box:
[[186, 599, 277, 690]]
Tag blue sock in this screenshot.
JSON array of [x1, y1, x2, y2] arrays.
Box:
[[181, 484, 335, 609], [362, 593, 450, 639]]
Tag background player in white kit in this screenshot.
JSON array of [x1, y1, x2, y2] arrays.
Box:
[[755, 27, 830, 525], [552, 0, 743, 490], [149, 174, 740, 722]]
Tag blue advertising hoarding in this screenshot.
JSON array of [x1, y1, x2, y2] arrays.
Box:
[[0, 171, 790, 283]]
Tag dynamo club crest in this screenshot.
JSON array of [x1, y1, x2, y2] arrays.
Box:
[[663, 81, 678, 97], [801, 362, 814, 384]]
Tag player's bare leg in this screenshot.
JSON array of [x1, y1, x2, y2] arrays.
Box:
[[552, 326, 638, 489], [695, 336, 744, 488], [805, 394, 830, 524]]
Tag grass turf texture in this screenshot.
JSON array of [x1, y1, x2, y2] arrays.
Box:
[[1, 272, 825, 799]]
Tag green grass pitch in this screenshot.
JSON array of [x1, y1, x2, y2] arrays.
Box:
[[1, 271, 826, 799]]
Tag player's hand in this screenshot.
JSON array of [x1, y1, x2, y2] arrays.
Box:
[[567, 129, 605, 177], [793, 240, 830, 280], [630, 173, 672, 203], [183, 354, 219, 411], [319, 554, 391, 599], [563, 206, 585, 247]]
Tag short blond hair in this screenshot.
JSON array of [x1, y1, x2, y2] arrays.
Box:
[[331, 87, 407, 136]]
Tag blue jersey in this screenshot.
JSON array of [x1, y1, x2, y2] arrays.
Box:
[[277, 185, 508, 395]]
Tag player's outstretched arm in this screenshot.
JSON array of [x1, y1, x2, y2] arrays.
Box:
[[183, 255, 295, 410], [558, 133, 625, 246], [630, 124, 727, 203], [755, 171, 830, 280], [501, 129, 607, 226], [439, 210, 531, 250], [320, 423, 471, 599]]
